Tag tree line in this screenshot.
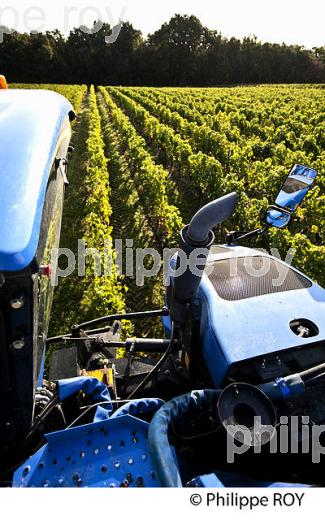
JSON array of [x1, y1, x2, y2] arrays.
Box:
[[0, 14, 324, 85]]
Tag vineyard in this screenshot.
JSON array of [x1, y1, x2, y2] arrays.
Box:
[[13, 84, 325, 337]]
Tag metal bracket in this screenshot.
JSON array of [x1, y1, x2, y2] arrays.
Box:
[[56, 157, 69, 186]]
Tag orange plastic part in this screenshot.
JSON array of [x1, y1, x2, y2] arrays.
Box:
[[0, 75, 8, 89]]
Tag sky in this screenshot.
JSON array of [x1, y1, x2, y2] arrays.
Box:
[[0, 0, 324, 49]]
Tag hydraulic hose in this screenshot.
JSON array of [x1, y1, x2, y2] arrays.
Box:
[[148, 389, 221, 487], [299, 362, 325, 382], [259, 361, 325, 400]]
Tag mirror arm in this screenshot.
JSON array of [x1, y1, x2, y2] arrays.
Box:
[[267, 204, 292, 215], [226, 227, 267, 245]]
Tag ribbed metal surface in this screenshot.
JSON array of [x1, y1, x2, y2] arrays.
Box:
[[207, 256, 312, 301]]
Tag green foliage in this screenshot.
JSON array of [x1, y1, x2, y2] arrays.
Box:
[[3, 16, 324, 86]]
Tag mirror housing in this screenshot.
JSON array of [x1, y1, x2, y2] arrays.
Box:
[[265, 206, 291, 229], [275, 164, 317, 212], [265, 164, 317, 230]]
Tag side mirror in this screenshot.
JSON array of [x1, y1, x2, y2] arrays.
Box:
[[265, 164, 317, 229], [275, 164, 317, 211]]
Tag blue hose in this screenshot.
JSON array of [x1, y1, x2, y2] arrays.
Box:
[[148, 389, 221, 487]]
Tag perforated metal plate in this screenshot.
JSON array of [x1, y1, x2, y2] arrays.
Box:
[[13, 415, 159, 488], [208, 256, 312, 301]]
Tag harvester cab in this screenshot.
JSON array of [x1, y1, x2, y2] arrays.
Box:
[[1, 86, 325, 488], [0, 86, 74, 464]]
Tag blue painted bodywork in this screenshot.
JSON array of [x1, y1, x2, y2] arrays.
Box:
[[0, 89, 73, 271], [199, 246, 325, 386]]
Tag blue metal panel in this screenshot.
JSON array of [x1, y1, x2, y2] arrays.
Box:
[[199, 248, 325, 386], [200, 296, 229, 386], [13, 415, 159, 488], [0, 90, 73, 271]]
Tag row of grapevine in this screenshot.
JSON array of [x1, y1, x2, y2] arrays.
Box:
[[78, 86, 128, 320], [99, 86, 183, 243], [108, 87, 246, 202], [118, 86, 324, 178], [50, 86, 130, 336], [96, 91, 168, 336], [117, 86, 233, 163], [142, 86, 324, 156], [127, 87, 207, 125]]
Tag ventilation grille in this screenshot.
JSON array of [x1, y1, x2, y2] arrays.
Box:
[[207, 256, 312, 301]]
